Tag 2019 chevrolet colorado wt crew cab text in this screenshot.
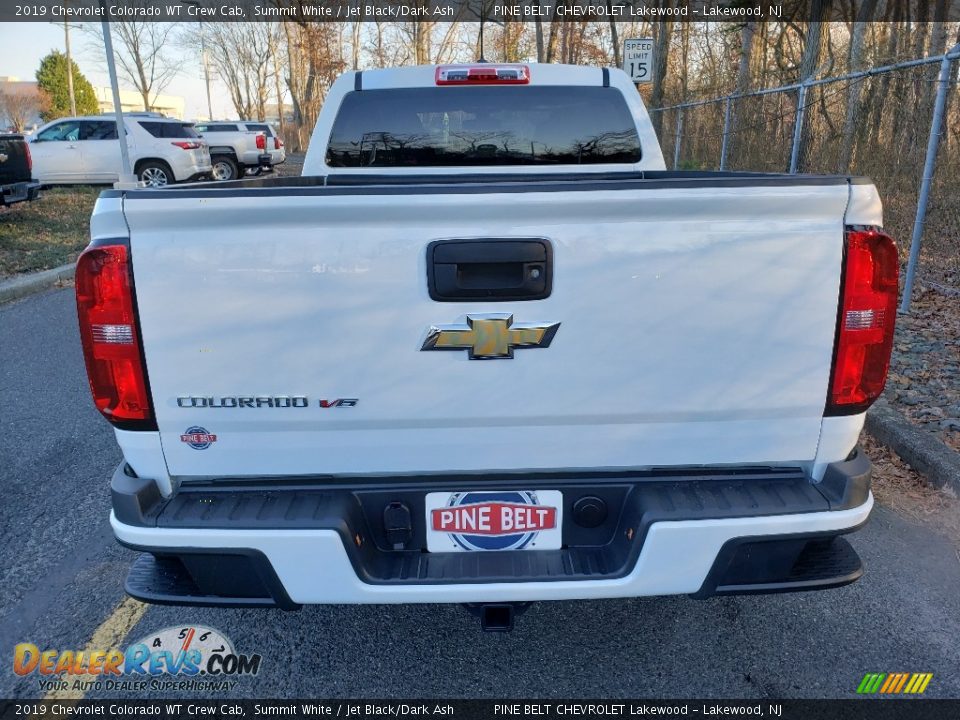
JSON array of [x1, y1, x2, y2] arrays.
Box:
[[77, 64, 897, 628]]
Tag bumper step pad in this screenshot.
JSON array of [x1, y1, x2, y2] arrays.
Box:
[[126, 553, 295, 609], [704, 536, 864, 596]]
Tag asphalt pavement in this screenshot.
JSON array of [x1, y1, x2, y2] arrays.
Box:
[[1, 287, 959, 700]]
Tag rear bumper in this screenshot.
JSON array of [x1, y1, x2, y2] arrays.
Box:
[[236, 153, 275, 169], [174, 161, 212, 183], [111, 452, 873, 607], [1, 180, 40, 206]]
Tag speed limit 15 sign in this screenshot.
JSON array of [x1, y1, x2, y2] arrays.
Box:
[[623, 38, 655, 84]]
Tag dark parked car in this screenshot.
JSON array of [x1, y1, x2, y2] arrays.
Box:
[[0, 133, 40, 207]]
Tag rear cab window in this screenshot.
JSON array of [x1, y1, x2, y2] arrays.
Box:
[[244, 123, 274, 136], [196, 124, 239, 132], [138, 121, 200, 139], [326, 86, 642, 168]]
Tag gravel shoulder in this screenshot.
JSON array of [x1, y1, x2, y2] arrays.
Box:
[[884, 284, 960, 453]]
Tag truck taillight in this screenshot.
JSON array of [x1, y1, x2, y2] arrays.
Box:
[[75, 244, 155, 429], [256, 133, 266, 150], [826, 227, 899, 415], [25, 141, 32, 172], [274, 136, 282, 150], [436, 64, 530, 85]]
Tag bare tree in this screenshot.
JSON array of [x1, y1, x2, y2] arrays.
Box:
[[351, 16, 363, 70], [269, 24, 286, 133], [607, 4, 620, 68], [279, 20, 346, 148], [736, 22, 756, 94], [793, 0, 833, 171], [534, 17, 545, 62], [545, 4, 563, 63], [367, 22, 395, 68], [649, 19, 674, 137], [0, 85, 49, 131], [183, 23, 280, 121], [839, 0, 878, 170], [87, 20, 179, 111]]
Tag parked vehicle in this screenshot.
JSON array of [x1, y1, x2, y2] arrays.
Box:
[[80, 64, 895, 628], [0, 134, 40, 206], [194, 120, 286, 181], [29, 114, 211, 187]]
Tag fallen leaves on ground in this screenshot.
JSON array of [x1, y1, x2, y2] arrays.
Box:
[[862, 431, 960, 552]]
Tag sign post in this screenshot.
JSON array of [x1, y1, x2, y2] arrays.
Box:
[[99, 0, 137, 188], [623, 38, 655, 84]]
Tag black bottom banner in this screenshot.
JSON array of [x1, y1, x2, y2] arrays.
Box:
[[2, 700, 960, 720]]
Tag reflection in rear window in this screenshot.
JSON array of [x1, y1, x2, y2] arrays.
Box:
[[138, 121, 201, 139], [326, 86, 642, 167]]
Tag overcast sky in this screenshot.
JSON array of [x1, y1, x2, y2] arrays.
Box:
[[0, 22, 238, 119]]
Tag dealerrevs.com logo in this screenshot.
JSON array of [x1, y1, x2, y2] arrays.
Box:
[[14, 625, 262, 693]]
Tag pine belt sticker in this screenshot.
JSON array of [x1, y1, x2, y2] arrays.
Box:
[[180, 426, 217, 450], [425, 490, 563, 552]]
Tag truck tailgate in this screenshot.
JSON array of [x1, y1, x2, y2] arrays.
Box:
[[121, 179, 849, 478], [0, 135, 31, 185]]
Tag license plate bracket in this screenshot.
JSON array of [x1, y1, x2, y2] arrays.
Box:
[[424, 490, 563, 552]]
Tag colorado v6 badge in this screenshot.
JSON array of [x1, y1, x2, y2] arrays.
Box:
[[425, 491, 563, 552]]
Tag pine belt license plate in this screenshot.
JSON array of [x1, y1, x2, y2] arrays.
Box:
[[425, 491, 563, 552]]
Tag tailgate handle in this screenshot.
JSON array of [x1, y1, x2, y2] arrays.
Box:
[[427, 239, 553, 302]]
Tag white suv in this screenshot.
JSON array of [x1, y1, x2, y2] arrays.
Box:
[[28, 114, 212, 187]]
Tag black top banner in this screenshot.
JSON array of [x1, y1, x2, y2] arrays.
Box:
[[3, 0, 958, 23]]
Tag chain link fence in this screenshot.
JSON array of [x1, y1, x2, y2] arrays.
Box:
[[651, 46, 960, 312]]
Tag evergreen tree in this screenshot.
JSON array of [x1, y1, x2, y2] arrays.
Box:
[[35, 50, 99, 121]]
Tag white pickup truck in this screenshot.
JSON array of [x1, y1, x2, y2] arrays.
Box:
[[79, 64, 897, 631], [194, 121, 285, 181]]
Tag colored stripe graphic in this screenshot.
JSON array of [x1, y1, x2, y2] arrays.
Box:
[[879, 674, 897, 693], [893, 673, 910, 693], [857, 672, 932, 694], [857, 673, 886, 694], [905, 673, 934, 694]]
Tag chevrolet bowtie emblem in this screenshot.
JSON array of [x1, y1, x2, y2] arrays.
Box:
[[421, 313, 560, 360]]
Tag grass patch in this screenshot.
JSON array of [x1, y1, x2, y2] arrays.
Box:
[[0, 186, 100, 278]]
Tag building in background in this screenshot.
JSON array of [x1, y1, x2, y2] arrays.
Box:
[[1, 77, 187, 128], [92, 86, 185, 119]]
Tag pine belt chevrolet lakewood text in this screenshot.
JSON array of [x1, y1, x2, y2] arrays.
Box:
[[77, 64, 897, 629]]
